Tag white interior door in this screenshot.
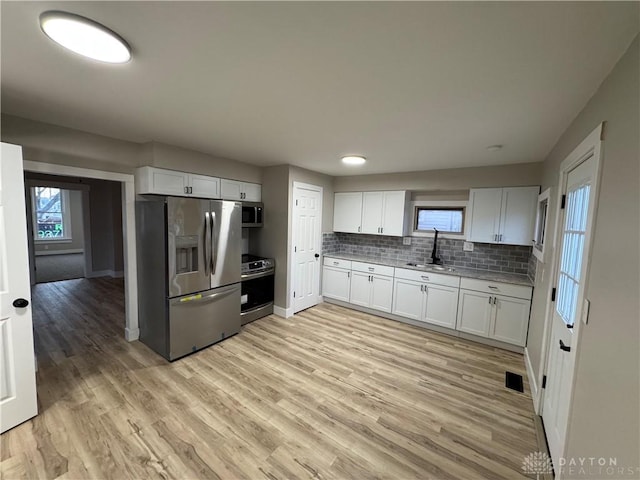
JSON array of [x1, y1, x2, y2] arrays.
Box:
[[543, 153, 598, 467], [0, 143, 38, 433], [292, 183, 322, 313]]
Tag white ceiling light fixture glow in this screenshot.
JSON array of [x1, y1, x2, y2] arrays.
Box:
[[341, 155, 366, 166], [39, 11, 131, 64]]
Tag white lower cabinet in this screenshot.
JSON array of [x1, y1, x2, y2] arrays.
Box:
[[322, 266, 351, 302], [323, 257, 532, 348], [322, 258, 352, 302], [456, 278, 532, 347], [392, 279, 423, 321], [349, 271, 393, 313], [392, 274, 459, 329], [456, 289, 493, 337], [491, 296, 531, 346]]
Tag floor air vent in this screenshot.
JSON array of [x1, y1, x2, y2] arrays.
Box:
[[505, 372, 524, 393]]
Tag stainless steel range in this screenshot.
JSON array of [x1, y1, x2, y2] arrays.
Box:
[[241, 254, 275, 325]]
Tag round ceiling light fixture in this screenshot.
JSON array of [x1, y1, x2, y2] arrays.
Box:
[[39, 11, 131, 64], [341, 155, 367, 166], [486, 144, 503, 152]]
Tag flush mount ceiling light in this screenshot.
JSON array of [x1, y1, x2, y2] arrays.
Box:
[[39, 11, 131, 63], [341, 155, 366, 166]]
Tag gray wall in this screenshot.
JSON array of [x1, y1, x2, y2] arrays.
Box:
[[253, 165, 290, 308], [253, 164, 334, 310], [2, 115, 263, 184], [527, 35, 639, 471], [333, 161, 542, 192], [289, 165, 335, 233], [88, 180, 124, 274], [145, 142, 262, 184]]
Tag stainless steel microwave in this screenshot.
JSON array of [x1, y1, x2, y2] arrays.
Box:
[[242, 202, 263, 227]]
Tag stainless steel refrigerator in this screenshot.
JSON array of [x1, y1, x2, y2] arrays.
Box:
[[136, 196, 242, 361]]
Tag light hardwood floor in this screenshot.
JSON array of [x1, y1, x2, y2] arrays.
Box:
[[1, 277, 538, 479]]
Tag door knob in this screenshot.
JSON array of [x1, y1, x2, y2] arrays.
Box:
[[13, 298, 29, 308], [559, 339, 571, 352], [314, 253, 320, 258]]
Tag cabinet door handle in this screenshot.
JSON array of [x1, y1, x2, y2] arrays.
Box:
[[420, 285, 424, 292], [368, 267, 374, 271], [421, 275, 430, 281], [347, 271, 350, 278], [333, 261, 339, 265], [358, 226, 361, 233], [488, 296, 492, 304], [559, 339, 571, 352], [493, 297, 497, 305], [380, 227, 383, 234], [499, 234, 503, 242]]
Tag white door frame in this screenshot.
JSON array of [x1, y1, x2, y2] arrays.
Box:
[[537, 123, 603, 454], [289, 181, 323, 315], [23, 161, 139, 341]]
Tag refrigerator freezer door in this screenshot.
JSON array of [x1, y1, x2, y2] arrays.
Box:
[[168, 283, 241, 360], [209, 200, 242, 288], [167, 197, 210, 298]]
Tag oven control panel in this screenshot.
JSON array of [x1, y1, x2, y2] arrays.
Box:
[[241, 258, 275, 274]]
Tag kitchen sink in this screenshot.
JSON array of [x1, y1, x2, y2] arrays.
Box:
[[406, 262, 455, 272]]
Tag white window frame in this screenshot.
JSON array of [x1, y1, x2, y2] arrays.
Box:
[[31, 187, 73, 243], [532, 187, 551, 261], [410, 200, 468, 239]]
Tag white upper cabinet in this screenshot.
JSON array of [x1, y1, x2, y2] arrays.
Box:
[[333, 192, 363, 233], [221, 179, 261, 201], [136, 167, 220, 198], [499, 187, 540, 245], [466, 186, 539, 245], [381, 191, 409, 236], [361, 192, 384, 234], [334, 191, 409, 236], [189, 173, 221, 198]]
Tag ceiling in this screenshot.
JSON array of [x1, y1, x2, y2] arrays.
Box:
[[1, 2, 638, 176]]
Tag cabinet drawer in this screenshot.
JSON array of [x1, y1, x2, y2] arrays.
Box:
[[351, 261, 394, 277], [323, 257, 352, 270], [460, 278, 532, 300], [393, 268, 460, 287]]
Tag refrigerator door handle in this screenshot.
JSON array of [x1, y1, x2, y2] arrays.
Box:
[[204, 211, 212, 276], [176, 284, 239, 305], [211, 211, 218, 275]]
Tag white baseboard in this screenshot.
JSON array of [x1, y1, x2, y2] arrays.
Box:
[[273, 305, 294, 318], [125, 327, 139, 342], [86, 269, 124, 279], [524, 347, 540, 414], [35, 249, 84, 256]]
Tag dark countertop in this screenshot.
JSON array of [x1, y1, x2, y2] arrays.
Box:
[[324, 253, 534, 287]]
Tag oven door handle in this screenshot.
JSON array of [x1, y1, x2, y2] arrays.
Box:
[[241, 269, 275, 281]]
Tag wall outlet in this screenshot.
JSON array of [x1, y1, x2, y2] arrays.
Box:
[[402, 237, 412, 245], [463, 241, 474, 252]]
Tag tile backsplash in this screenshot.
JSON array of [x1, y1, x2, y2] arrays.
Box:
[[322, 232, 532, 276]]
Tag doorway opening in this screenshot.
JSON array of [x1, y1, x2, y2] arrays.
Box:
[[25, 172, 125, 285], [23, 161, 139, 341]]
